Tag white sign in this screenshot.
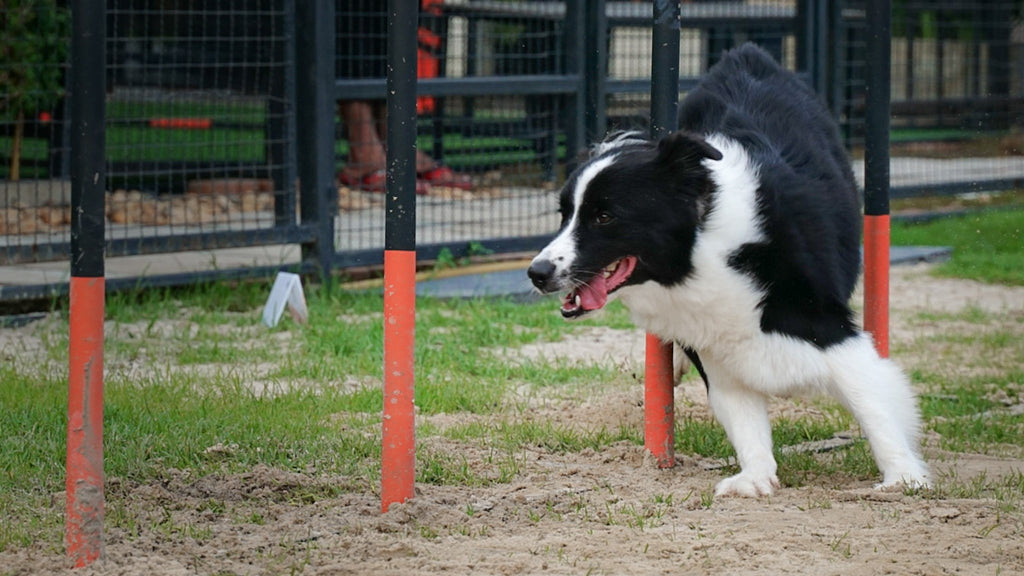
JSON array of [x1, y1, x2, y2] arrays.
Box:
[[262, 272, 309, 327]]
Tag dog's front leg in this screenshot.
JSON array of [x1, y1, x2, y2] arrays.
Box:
[[705, 363, 780, 497]]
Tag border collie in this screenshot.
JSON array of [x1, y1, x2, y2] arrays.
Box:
[[527, 44, 929, 497]]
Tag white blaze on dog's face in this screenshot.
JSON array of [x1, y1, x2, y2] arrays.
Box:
[[535, 155, 615, 273], [527, 131, 722, 319], [528, 155, 637, 318]]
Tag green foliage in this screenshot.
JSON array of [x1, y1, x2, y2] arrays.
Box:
[[432, 242, 496, 271], [0, 0, 68, 117], [0, 0, 68, 179]]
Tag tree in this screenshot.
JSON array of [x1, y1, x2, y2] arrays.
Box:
[[1, 0, 68, 181]]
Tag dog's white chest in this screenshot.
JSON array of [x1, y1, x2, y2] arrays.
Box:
[[619, 255, 763, 350], [618, 137, 768, 351]]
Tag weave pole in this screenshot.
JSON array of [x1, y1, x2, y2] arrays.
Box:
[[66, 0, 106, 566], [644, 0, 681, 468], [863, 0, 892, 357], [381, 0, 419, 513]]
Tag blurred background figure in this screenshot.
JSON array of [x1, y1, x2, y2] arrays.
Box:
[[336, 0, 471, 194]]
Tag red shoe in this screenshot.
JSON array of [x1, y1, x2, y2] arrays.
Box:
[[418, 165, 473, 191], [339, 169, 431, 195]]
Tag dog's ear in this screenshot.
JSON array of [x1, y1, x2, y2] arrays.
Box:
[[655, 131, 721, 221], [655, 131, 723, 168], [586, 130, 649, 160]]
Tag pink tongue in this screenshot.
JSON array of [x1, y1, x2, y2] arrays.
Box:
[[576, 274, 608, 310]]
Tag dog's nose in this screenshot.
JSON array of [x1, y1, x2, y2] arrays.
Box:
[[527, 259, 556, 291]]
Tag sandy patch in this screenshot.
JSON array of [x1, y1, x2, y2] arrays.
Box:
[[12, 446, 1022, 576], [3, 265, 1024, 575]]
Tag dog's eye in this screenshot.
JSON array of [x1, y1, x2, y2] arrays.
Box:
[[595, 212, 614, 225]]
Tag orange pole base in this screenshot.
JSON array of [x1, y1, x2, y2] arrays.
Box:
[[66, 276, 105, 567], [382, 250, 417, 512], [863, 215, 891, 358], [644, 334, 675, 468]]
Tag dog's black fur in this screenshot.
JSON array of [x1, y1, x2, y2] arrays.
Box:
[[535, 43, 861, 350], [679, 44, 862, 348], [529, 44, 929, 495]]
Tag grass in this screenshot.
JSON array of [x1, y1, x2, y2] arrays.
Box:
[[891, 207, 1024, 285], [1, 210, 1023, 555]]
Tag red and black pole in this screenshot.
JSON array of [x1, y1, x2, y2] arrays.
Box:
[[863, 0, 892, 357], [66, 0, 106, 566], [381, 0, 419, 513], [644, 0, 681, 468]]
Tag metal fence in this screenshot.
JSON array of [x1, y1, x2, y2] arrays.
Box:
[[2, 0, 306, 275], [102, 0, 298, 251], [834, 0, 1024, 198], [2, 0, 1023, 300]]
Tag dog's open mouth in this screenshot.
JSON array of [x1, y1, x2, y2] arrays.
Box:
[[560, 256, 638, 319]]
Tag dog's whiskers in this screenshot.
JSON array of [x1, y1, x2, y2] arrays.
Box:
[[566, 268, 604, 292]]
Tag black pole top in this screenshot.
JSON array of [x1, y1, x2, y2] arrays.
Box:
[[384, 0, 419, 252], [650, 0, 681, 140], [863, 0, 892, 217], [70, 0, 107, 278]]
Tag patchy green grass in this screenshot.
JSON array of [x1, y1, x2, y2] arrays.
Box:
[[0, 284, 639, 551], [2, 211, 1023, 554], [891, 207, 1024, 285], [897, 300, 1024, 459]]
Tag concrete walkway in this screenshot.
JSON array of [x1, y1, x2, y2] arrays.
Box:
[[0, 243, 950, 302], [0, 244, 302, 300], [414, 245, 952, 300]]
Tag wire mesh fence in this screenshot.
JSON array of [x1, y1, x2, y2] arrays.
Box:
[[103, 0, 296, 252], [836, 0, 1024, 199], [2, 0, 298, 269], [606, 1, 800, 132], [2, 0, 1024, 298], [333, 0, 573, 262], [333, 0, 565, 260], [332, 1, 811, 262], [1, 0, 71, 255]]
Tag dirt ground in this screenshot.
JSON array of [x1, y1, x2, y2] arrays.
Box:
[[4, 264, 1024, 576]]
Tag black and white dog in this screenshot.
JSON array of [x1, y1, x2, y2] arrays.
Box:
[[527, 44, 929, 497]]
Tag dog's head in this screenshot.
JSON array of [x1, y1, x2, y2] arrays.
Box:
[[528, 130, 722, 318]]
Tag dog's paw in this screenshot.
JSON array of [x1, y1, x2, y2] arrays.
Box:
[[714, 472, 780, 498], [875, 469, 931, 492]]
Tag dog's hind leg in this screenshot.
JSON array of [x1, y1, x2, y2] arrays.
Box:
[[824, 333, 930, 490], [676, 344, 706, 389], [705, 361, 780, 497]]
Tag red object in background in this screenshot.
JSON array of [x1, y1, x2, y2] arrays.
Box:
[[416, 0, 443, 115], [149, 117, 213, 130], [39, 111, 53, 123]]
